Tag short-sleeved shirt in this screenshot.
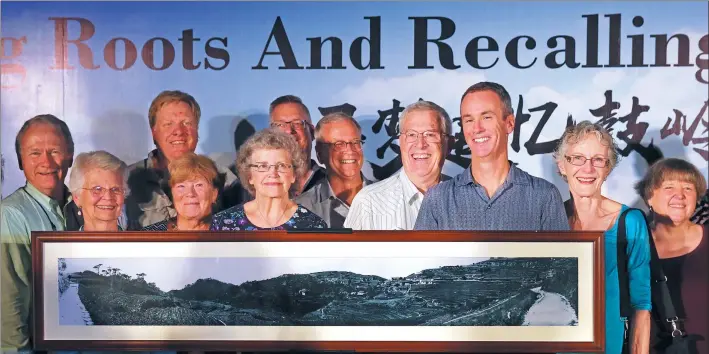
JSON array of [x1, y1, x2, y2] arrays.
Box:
[[295, 175, 373, 228], [414, 163, 570, 231], [210, 204, 327, 231]]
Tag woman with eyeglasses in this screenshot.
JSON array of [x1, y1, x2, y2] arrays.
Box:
[[211, 128, 327, 231], [553, 121, 651, 354], [68, 151, 128, 231]]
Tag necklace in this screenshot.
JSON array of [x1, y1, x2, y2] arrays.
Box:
[[255, 199, 291, 229]]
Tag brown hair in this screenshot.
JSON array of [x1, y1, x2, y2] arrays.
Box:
[[148, 90, 201, 128], [168, 153, 221, 190], [635, 158, 707, 204]]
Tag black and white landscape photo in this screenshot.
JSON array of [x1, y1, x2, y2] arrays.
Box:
[[58, 257, 578, 327]]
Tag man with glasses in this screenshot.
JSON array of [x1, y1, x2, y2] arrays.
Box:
[[414, 82, 568, 231], [269, 95, 327, 196], [296, 112, 373, 228], [345, 101, 452, 230]]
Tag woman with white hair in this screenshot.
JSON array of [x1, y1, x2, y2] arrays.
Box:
[[69, 150, 128, 231]]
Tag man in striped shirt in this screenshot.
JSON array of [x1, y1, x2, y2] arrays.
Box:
[[414, 82, 569, 231], [344, 101, 453, 230]]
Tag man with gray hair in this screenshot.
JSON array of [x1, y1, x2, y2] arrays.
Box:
[[414, 81, 568, 231], [345, 100, 453, 230], [296, 112, 373, 228], [1, 114, 82, 351]]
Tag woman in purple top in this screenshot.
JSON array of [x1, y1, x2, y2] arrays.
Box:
[[635, 158, 708, 354]]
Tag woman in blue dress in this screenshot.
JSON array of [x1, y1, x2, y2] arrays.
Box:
[[212, 128, 327, 231], [554, 121, 652, 354]]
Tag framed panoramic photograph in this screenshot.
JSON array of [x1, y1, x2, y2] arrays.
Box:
[[32, 231, 604, 352]]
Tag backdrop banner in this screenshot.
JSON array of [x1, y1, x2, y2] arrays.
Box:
[[1, 1, 707, 208]]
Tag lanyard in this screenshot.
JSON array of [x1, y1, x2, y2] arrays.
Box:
[[22, 187, 58, 231]]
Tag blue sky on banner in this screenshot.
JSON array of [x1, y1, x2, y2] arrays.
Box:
[[1, 1, 707, 205]]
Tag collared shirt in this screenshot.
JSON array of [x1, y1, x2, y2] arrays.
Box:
[[124, 149, 239, 230], [295, 175, 373, 228], [344, 169, 447, 230], [414, 163, 570, 231], [1, 183, 72, 351]]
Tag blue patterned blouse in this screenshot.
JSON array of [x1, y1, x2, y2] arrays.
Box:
[[210, 204, 327, 231]]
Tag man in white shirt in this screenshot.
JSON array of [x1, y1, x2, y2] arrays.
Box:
[[344, 100, 452, 230]]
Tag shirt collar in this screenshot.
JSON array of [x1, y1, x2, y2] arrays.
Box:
[[455, 161, 529, 188], [314, 174, 373, 204], [398, 169, 422, 205], [25, 182, 72, 208]]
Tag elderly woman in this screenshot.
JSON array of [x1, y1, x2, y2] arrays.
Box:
[[554, 121, 651, 354], [635, 158, 708, 354], [143, 153, 220, 231], [211, 128, 327, 230], [69, 151, 128, 231]]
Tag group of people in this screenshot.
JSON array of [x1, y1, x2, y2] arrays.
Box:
[[1, 82, 707, 354]]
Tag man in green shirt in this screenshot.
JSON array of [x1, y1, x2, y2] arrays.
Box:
[[1, 114, 76, 351]]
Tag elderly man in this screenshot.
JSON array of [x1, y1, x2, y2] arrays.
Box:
[[414, 82, 569, 231], [344, 101, 452, 230], [269, 95, 327, 195], [125, 90, 238, 229], [1, 114, 81, 351], [296, 112, 373, 228]]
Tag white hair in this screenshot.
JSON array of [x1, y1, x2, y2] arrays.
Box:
[[399, 100, 453, 135], [68, 150, 129, 196]]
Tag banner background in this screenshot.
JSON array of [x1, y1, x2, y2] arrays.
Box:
[[2, 1, 707, 211]]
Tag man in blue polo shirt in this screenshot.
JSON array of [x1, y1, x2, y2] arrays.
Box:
[[414, 82, 569, 231]]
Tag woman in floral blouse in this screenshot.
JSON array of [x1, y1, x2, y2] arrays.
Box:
[[211, 128, 326, 231]]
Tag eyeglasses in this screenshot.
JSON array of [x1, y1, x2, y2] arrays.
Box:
[[270, 120, 308, 131], [82, 186, 125, 198], [323, 140, 364, 152], [249, 162, 294, 173], [400, 130, 444, 143], [564, 155, 610, 168]]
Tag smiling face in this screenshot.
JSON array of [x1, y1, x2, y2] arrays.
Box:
[[316, 119, 364, 180], [248, 149, 296, 199], [460, 90, 515, 162], [73, 168, 125, 224], [648, 179, 699, 225], [20, 123, 72, 197], [151, 101, 199, 163], [172, 176, 218, 221], [399, 109, 447, 182], [270, 103, 313, 158], [557, 135, 611, 198]]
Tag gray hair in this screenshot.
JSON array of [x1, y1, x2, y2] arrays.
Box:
[[399, 100, 453, 136], [68, 151, 129, 196], [460, 81, 514, 118], [235, 128, 308, 198], [552, 120, 621, 181], [314, 112, 362, 142]]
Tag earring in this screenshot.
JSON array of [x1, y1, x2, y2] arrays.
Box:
[[77, 207, 82, 216]]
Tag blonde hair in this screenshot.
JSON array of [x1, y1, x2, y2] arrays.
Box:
[[148, 90, 201, 128], [168, 153, 221, 190], [235, 128, 307, 197]]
